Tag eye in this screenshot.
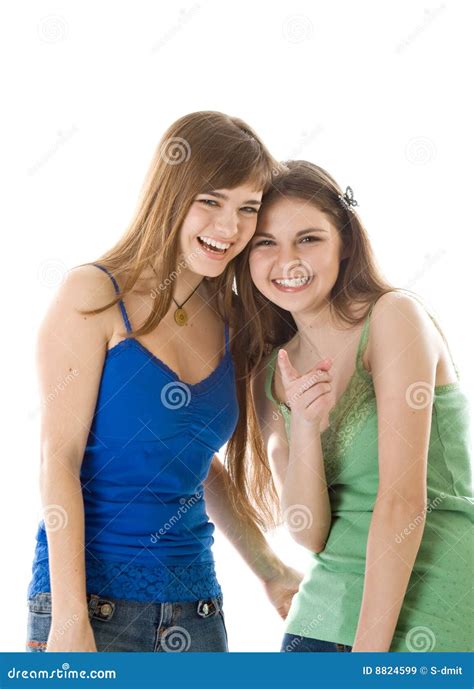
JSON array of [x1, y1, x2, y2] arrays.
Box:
[[299, 235, 322, 243], [240, 206, 259, 214], [197, 198, 219, 207], [253, 238, 275, 247]]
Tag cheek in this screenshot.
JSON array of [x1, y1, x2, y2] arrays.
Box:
[[179, 207, 207, 240], [315, 245, 340, 272], [238, 217, 258, 244], [177, 218, 193, 248], [248, 251, 269, 283], [320, 251, 342, 288]]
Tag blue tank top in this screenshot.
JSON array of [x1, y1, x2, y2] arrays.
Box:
[[28, 264, 239, 602]]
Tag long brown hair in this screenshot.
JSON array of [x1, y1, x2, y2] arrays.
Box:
[[226, 160, 396, 529], [78, 111, 277, 335]]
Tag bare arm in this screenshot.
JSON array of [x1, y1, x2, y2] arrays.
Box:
[[205, 455, 284, 580], [36, 265, 115, 650], [352, 293, 437, 652], [204, 455, 302, 618], [252, 353, 332, 552]]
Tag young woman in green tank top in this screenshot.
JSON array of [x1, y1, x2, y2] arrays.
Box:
[[229, 161, 472, 652]]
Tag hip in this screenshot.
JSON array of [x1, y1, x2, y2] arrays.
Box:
[[26, 591, 228, 652]]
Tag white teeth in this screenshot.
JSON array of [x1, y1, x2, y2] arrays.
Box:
[[274, 276, 311, 287], [198, 236, 231, 250]]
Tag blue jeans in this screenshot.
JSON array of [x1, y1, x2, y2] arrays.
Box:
[[26, 592, 228, 652], [281, 632, 352, 652]]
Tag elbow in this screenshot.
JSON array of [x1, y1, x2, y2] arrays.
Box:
[[310, 541, 326, 554], [39, 440, 83, 478], [374, 493, 428, 539], [375, 492, 427, 516], [291, 530, 327, 553], [282, 500, 330, 552]]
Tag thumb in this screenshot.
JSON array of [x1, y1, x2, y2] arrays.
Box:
[[277, 349, 300, 384]]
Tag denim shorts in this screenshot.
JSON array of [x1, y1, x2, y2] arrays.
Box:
[[281, 632, 352, 652], [26, 592, 228, 652]]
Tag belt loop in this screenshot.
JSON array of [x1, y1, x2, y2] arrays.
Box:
[[88, 594, 99, 613], [160, 602, 174, 626]]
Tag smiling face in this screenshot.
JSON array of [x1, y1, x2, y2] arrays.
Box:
[[248, 197, 344, 314], [179, 183, 263, 277]]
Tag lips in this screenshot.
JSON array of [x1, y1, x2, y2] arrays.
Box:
[[271, 275, 314, 292], [196, 236, 233, 261]]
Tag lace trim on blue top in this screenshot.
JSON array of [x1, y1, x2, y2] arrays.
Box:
[[29, 557, 222, 603]]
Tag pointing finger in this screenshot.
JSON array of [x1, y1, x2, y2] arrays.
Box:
[[277, 349, 299, 385]]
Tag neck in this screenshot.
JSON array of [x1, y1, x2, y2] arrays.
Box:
[[172, 267, 204, 305], [291, 300, 349, 358], [145, 259, 205, 307]]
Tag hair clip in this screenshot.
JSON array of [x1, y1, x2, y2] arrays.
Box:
[[338, 186, 359, 213]]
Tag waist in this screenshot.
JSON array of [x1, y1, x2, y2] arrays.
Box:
[[36, 528, 215, 567], [35, 488, 216, 566], [313, 507, 473, 574], [29, 547, 221, 603]]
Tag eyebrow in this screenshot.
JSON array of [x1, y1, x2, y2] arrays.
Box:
[[254, 228, 329, 238], [200, 190, 262, 206]]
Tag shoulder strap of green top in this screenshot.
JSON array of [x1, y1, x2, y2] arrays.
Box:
[[355, 305, 374, 375], [264, 347, 281, 407]]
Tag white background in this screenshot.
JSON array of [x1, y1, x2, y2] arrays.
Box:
[[1, 0, 472, 651]]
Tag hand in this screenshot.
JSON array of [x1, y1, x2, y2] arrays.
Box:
[[278, 349, 333, 425], [46, 615, 98, 652], [262, 565, 303, 619]]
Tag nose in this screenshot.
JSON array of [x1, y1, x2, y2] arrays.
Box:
[[277, 244, 300, 272], [212, 208, 239, 239]]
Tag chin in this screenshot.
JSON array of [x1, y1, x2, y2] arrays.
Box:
[[190, 260, 229, 279], [261, 289, 317, 312]]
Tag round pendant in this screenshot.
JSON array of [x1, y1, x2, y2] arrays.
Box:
[[174, 307, 188, 326]]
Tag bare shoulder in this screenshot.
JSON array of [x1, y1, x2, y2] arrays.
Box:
[[368, 291, 440, 376], [62, 263, 118, 310], [38, 263, 117, 348], [370, 291, 436, 340]]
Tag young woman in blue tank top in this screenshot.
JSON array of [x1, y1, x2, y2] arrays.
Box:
[[26, 112, 302, 652]]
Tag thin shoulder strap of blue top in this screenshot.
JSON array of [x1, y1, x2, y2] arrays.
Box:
[[92, 263, 132, 333]]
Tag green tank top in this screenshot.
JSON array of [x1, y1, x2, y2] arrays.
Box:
[[265, 304, 473, 651]]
